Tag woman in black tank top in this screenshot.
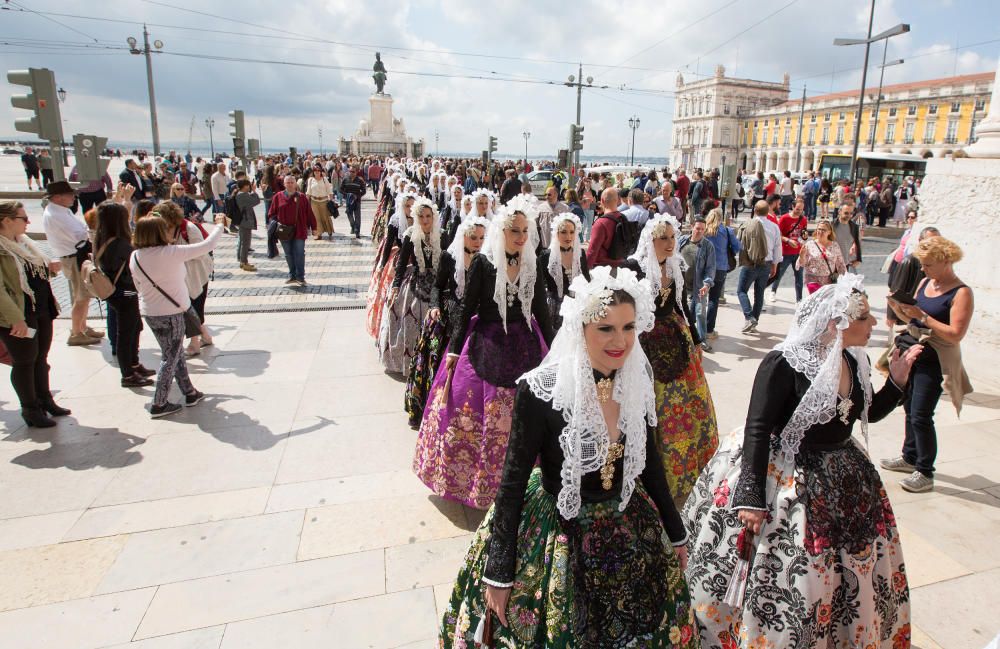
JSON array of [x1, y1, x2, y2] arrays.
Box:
[[881, 237, 974, 494]]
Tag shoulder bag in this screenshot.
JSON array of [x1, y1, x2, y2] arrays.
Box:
[[82, 238, 127, 300], [132, 255, 203, 337], [814, 240, 839, 283], [276, 194, 298, 241]]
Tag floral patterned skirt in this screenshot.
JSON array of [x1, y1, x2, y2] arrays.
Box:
[[371, 193, 391, 245], [413, 316, 547, 510], [440, 469, 699, 649], [365, 245, 397, 339], [404, 313, 448, 427], [642, 312, 719, 504], [682, 428, 911, 649], [378, 266, 431, 376]]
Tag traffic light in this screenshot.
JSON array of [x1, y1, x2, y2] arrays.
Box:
[[569, 124, 584, 152], [247, 138, 260, 158], [228, 109, 245, 141], [488, 136, 498, 154], [557, 149, 569, 168], [8, 68, 63, 140], [72, 134, 110, 184]]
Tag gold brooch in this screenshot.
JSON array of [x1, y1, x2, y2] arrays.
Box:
[[596, 377, 614, 403], [601, 442, 625, 490]]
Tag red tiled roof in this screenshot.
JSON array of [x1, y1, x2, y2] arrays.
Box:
[[778, 71, 994, 108]]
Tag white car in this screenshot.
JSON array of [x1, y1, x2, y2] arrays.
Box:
[[525, 170, 557, 198]]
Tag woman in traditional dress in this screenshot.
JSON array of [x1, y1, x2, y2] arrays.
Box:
[[365, 192, 414, 339], [371, 171, 400, 246], [440, 184, 465, 249], [468, 188, 496, 222], [537, 211, 590, 330], [379, 197, 441, 375], [684, 274, 920, 649], [414, 198, 553, 509], [440, 266, 697, 649], [405, 215, 489, 428], [623, 214, 718, 507]]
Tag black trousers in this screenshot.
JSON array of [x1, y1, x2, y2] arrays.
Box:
[[0, 314, 54, 408], [107, 295, 142, 378], [79, 189, 108, 213]]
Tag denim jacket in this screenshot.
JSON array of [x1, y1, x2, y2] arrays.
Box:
[[678, 234, 717, 289]]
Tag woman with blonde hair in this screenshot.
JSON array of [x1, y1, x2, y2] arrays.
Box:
[[150, 202, 215, 356], [798, 219, 847, 294], [703, 207, 740, 339], [882, 236, 974, 493], [0, 200, 67, 427]]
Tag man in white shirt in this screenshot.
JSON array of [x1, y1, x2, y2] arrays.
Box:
[[778, 170, 794, 215], [210, 164, 229, 214], [536, 185, 568, 250], [654, 181, 684, 219], [621, 188, 650, 229], [41, 182, 103, 345]]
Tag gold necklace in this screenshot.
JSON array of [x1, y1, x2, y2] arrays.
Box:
[[596, 377, 614, 403], [601, 441, 625, 490]]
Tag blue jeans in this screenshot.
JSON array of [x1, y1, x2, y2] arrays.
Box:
[[347, 198, 362, 235], [804, 193, 816, 219], [770, 253, 803, 301], [706, 269, 728, 334], [280, 237, 306, 281], [779, 194, 793, 215], [737, 264, 770, 321], [902, 356, 944, 477], [689, 290, 708, 341]]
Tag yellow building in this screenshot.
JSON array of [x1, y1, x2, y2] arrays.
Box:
[[736, 71, 993, 173]]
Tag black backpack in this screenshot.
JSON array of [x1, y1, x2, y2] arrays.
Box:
[[598, 212, 640, 260], [224, 191, 242, 227]]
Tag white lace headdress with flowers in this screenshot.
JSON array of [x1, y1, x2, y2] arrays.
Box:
[[546, 211, 584, 299], [628, 214, 686, 311], [468, 188, 496, 220], [774, 273, 873, 459], [482, 195, 539, 333], [521, 266, 657, 519], [389, 192, 417, 232], [404, 197, 442, 275], [446, 215, 489, 298]]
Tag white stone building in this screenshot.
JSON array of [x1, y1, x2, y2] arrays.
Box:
[[668, 65, 789, 170], [338, 94, 425, 158]]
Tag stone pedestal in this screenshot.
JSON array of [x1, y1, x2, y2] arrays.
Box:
[[915, 156, 1000, 354], [338, 94, 424, 158]]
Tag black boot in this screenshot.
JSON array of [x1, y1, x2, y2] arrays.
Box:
[[22, 407, 57, 428], [41, 398, 71, 417]]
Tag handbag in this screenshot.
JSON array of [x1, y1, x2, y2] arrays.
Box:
[[133, 256, 203, 338], [276, 194, 299, 241], [81, 238, 127, 300], [327, 199, 340, 219], [725, 227, 737, 270]]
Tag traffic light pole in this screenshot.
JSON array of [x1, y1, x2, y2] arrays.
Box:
[[142, 26, 161, 156], [8, 67, 67, 182]]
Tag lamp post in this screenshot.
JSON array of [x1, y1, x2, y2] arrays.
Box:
[[628, 115, 641, 165], [870, 44, 904, 151], [55, 86, 69, 166], [127, 25, 164, 156], [834, 3, 909, 185], [205, 118, 215, 159], [522, 131, 530, 163], [318, 126, 323, 155], [435, 129, 439, 157], [565, 65, 606, 177]]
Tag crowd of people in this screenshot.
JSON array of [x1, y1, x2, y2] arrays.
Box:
[[357, 155, 973, 648], [0, 146, 977, 647]]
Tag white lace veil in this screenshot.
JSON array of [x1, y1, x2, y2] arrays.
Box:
[[469, 188, 496, 220], [546, 212, 584, 298], [521, 266, 657, 520], [390, 192, 417, 232], [405, 197, 442, 275], [446, 215, 489, 298], [628, 214, 686, 311], [446, 183, 464, 213], [482, 195, 539, 333], [774, 273, 873, 460]]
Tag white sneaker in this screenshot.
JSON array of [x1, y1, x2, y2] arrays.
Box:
[[767, 292, 777, 304], [900, 471, 934, 493]]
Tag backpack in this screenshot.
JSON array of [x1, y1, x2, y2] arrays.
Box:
[[598, 212, 640, 260], [224, 192, 242, 227]]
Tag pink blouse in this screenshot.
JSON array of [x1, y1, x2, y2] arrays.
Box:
[[797, 239, 848, 284]]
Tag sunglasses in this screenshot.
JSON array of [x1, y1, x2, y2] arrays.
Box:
[[8, 216, 29, 222]]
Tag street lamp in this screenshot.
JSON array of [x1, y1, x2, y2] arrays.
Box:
[[628, 115, 641, 165], [318, 126, 323, 155], [435, 129, 439, 157], [834, 3, 909, 184], [205, 118, 215, 159], [55, 86, 68, 165], [57, 86, 66, 103], [869, 47, 904, 151], [522, 131, 530, 163], [127, 25, 164, 156]]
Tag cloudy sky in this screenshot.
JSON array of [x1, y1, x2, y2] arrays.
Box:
[[2, 0, 998, 159]]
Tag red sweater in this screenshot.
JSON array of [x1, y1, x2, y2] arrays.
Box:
[[587, 211, 623, 269], [778, 213, 808, 256], [268, 190, 316, 240], [674, 174, 690, 200]]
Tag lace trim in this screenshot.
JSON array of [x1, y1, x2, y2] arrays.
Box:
[[628, 214, 687, 313], [731, 462, 767, 510], [484, 200, 538, 333], [521, 266, 657, 520], [546, 213, 583, 298], [481, 576, 513, 589]]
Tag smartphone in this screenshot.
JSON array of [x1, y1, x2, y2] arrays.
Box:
[[889, 290, 917, 306], [25, 326, 36, 338]]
